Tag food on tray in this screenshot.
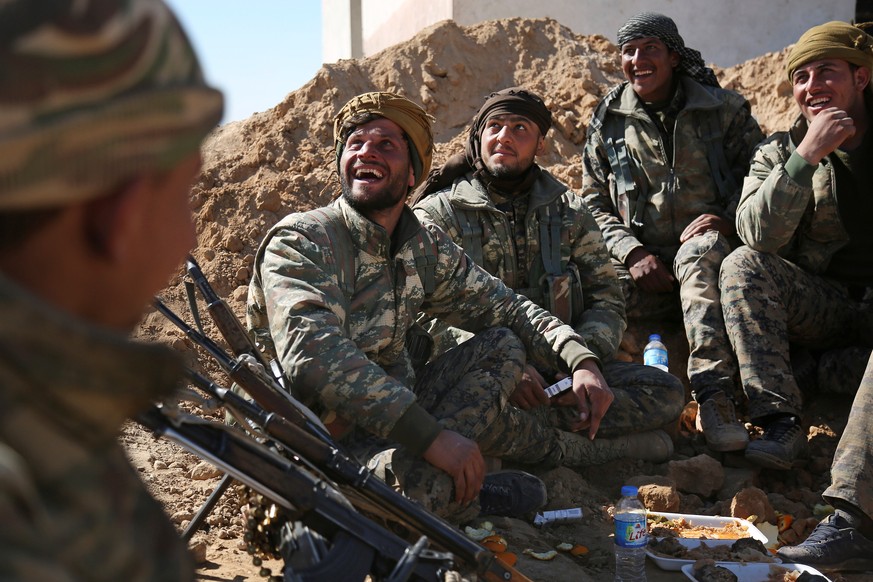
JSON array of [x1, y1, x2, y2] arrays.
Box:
[[648, 513, 752, 539], [765, 566, 829, 581], [648, 536, 777, 563], [692, 559, 738, 581]]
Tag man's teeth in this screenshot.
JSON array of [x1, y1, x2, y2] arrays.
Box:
[[809, 97, 829, 106], [635, 69, 653, 76], [356, 168, 384, 179]]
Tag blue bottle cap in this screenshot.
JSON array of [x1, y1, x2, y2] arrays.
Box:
[[621, 485, 638, 497], [648, 334, 661, 341]]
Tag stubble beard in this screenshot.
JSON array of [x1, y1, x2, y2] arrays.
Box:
[[340, 174, 408, 214]]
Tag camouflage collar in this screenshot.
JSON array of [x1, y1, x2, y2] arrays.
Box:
[[610, 76, 724, 117]]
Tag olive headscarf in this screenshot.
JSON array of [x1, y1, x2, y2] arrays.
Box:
[[786, 21, 873, 81]]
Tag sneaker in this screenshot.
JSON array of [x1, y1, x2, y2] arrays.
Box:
[[776, 511, 873, 571], [479, 470, 547, 517], [745, 415, 806, 470], [696, 392, 749, 452], [557, 428, 674, 467]]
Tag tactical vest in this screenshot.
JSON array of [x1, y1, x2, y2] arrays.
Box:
[[589, 83, 739, 238], [434, 191, 581, 326]]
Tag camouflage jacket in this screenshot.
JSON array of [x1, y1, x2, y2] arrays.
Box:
[[413, 169, 626, 361], [582, 76, 764, 265], [247, 197, 592, 450], [736, 113, 852, 274], [0, 275, 193, 581]]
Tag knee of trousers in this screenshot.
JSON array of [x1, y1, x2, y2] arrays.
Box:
[[675, 231, 731, 278], [472, 326, 525, 361], [719, 245, 779, 288]]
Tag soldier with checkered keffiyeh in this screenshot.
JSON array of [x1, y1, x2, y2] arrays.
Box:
[[581, 12, 765, 454]]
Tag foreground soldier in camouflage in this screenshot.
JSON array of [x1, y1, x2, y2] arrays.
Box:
[[411, 87, 681, 465], [777, 351, 873, 571], [581, 12, 764, 453], [0, 0, 223, 579], [246, 91, 647, 524], [721, 21, 873, 470]]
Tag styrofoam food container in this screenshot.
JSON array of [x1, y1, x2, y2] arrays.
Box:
[[646, 511, 773, 571], [681, 562, 832, 581]]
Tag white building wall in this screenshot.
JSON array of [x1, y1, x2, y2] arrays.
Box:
[[324, 0, 856, 67]]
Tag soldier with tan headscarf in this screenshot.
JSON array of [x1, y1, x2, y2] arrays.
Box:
[[721, 21, 873, 477], [247, 89, 667, 524], [0, 0, 222, 579]]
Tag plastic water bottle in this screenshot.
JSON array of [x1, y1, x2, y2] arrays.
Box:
[[614, 485, 647, 581], [643, 334, 668, 372]]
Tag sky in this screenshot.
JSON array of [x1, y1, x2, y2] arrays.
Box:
[[165, 1, 324, 124]]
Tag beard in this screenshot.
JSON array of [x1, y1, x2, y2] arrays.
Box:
[[340, 172, 408, 214]]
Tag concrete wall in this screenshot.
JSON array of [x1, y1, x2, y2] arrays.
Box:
[[323, 0, 856, 67]]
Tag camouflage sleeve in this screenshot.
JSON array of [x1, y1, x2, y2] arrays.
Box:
[[719, 93, 766, 222], [418, 224, 597, 374], [735, 133, 811, 254], [258, 225, 419, 439], [580, 122, 644, 265], [566, 194, 627, 360]]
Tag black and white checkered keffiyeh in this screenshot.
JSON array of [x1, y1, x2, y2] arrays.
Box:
[[617, 12, 720, 87]]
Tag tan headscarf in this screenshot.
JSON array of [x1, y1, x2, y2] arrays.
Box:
[[333, 92, 434, 188], [786, 21, 873, 80]]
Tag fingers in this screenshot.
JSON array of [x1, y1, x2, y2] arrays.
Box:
[[459, 449, 485, 504]]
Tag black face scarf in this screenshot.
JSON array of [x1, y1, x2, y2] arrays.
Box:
[[410, 87, 552, 204]]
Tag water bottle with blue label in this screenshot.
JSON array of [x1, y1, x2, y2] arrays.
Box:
[[614, 485, 647, 581], [643, 333, 668, 372]]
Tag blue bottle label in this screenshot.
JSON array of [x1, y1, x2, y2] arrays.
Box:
[[644, 348, 668, 371], [614, 515, 647, 548]]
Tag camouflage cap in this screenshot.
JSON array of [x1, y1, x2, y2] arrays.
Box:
[[333, 92, 434, 188], [0, 0, 224, 210]]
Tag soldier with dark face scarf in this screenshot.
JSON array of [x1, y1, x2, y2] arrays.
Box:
[[412, 87, 682, 468]]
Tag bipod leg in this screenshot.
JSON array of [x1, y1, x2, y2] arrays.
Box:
[[183, 473, 234, 541]]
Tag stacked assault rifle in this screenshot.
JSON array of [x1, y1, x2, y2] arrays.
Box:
[[141, 257, 531, 582]]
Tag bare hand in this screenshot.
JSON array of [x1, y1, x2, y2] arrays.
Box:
[[510, 364, 551, 409], [680, 214, 733, 242], [626, 247, 674, 293], [796, 107, 857, 165], [422, 429, 485, 504], [572, 359, 614, 439]]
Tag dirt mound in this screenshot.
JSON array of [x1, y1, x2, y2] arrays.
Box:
[[128, 17, 857, 582], [144, 16, 794, 322]]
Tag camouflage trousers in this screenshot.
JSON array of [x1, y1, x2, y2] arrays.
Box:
[[354, 327, 683, 523], [720, 246, 873, 420], [824, 351, 873, 520], [614, 230, 738, 402]]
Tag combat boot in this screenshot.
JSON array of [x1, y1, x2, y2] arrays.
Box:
[[555, 428, 674, 467], [696, 391, 749, 452]]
